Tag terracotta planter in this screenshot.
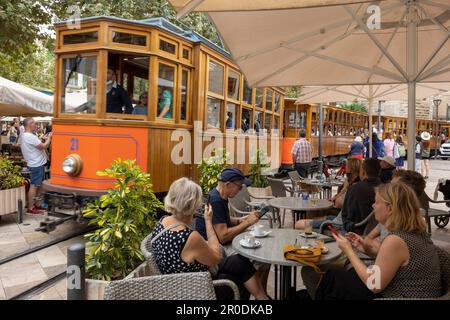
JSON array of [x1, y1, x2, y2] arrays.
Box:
[[85, 262, 153, 300], [0, 186, 25, 217]]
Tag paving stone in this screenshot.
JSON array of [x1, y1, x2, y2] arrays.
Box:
[[0, 254, 48, 290], [29, 287, 63, 300], [36, 246, 66, 269]]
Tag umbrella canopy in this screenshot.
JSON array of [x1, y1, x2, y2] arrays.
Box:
[[0, 76, 53, 116], [297, 83, 450, 103], [169, 0, 450, 169]]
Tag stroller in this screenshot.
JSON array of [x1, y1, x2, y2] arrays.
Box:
[[433, 179, 450, 228]]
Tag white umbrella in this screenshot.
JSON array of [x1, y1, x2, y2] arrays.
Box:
[[169, 0, 450, 170], [0, 76, 53, 116]]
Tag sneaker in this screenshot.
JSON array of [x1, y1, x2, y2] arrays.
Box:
[[27, 207, 45, 215]]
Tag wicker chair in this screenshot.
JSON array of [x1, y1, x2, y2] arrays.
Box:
[[136, 235, 240, 300], [104, 271, 240, 300]]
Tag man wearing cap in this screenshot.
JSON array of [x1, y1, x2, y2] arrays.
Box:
[[195, 167, 260, 243], [194, 167, 270, 291], [378, 156, 396, 183]]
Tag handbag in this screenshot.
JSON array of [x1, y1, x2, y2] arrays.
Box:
[[283, 245, 323, 273]]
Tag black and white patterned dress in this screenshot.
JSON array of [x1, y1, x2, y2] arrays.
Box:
[[382, 231, 442, 298], [150, 220, 208, 274]]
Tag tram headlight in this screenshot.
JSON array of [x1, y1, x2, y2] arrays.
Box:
[[62, 154, 82, 176]]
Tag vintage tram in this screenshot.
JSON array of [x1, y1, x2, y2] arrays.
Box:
[[44, 16, 285, 196]]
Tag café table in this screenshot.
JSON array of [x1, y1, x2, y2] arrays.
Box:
[[232, 229, 342, 300], [268, 197, 334, 228]]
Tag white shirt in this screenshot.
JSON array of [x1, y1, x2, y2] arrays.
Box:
[[20, 132, 47, 167]]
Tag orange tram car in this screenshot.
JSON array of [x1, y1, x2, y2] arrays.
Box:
[[281, 99, 450, 169], [44, 16, 285, 198]]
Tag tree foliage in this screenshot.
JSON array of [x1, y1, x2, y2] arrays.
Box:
[[0, 0, 222, 88], [284, 86, 303, 99], [340, 102, 368, 113]]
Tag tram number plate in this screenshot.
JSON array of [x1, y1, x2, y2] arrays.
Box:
[[69, 138, 79, 151]]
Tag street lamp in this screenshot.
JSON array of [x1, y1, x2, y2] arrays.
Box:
[[433, 97, 442, 159]]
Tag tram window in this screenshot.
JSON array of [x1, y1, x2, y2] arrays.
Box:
[[181, 69, 189, 121], [226, 103, 237, 129], [182, 48, 190, 60], [62, 56, 97, 114], [157, 64, 175, 119], [255, 88, 263, 108], [274, 93, 280, 113], [274, 115, 279, 132], [254, 111, 262, 134], [63, 31, 98, 45], [243, 79, 252, 105], [132, 76, 148, 115], [264, 113, 271, 132], [227, 69, 240, 100], [208, 61, 224, 95], [207, 97, 222, 129], [160, 39, 177, 54], [112, 31, 146, 46], [266, 89, 273, 111], [241, 108, 251, 133]]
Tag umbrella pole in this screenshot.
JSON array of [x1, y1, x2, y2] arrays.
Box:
[[368, 86, 373, 158], [406, 4, 418, 171], [318, 103, 323, 176]]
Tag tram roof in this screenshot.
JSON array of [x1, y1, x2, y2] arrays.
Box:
[[54, 16, 231, 59]]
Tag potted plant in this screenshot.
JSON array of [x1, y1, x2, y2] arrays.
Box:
[[0, 156, 26, 219], [82, 158, 163, 299], [248, 149, 273, 197], [197, 148, 229, 195]]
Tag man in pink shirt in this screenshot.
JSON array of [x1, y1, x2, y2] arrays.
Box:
[[383, 132, 395, 158]]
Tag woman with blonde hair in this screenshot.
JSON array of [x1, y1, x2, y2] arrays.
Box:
[[149, 177, 268, 300], [316, 182, 442, 299]]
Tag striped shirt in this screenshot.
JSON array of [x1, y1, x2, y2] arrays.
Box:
[[292, 138, 312, 163]]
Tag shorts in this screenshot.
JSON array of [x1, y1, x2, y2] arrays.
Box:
[[312, 215, 337, 229], [9, 136, 17, 143], [29, 165, 45, 186]]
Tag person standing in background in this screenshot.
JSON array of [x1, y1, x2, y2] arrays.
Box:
[[415, 135, 422, 174], [383, 132, 395, 158], [420, 132, 431, 179], [393, 135, 405, 168], [349, 136, 364, 159], [292, 130, 313, 178]]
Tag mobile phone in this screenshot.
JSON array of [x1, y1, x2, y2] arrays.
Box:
[[257, 205, 271, 218], [327, 225, 340, 237]]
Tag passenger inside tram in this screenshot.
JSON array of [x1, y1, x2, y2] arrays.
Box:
[[132, 92, 148, 115], [106, 67, 133, 114], [157, 89, 173, 119]]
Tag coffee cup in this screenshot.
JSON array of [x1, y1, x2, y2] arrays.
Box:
[[254, 224, 264, 236], [244, 234, 255, 246]]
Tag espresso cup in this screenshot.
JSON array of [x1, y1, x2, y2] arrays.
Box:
[[244, 234, 255, 246]]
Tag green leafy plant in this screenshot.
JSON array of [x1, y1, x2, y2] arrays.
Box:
[[249, 149, 271, 188], [197, 148, 229, 194], [0, 156, 25, 190], [340, 102, 368, 113], [83, 159, 163, 281]]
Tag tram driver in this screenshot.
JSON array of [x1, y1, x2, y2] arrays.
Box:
[[106, 67, 133, 114]]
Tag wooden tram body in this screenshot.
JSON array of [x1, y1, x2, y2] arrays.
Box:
[[44, 16, 284, 195], [281, 99, 450, 167]]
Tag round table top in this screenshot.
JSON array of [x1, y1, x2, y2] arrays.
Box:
[[268, 197, 333, 211], [301, 178, 344, 187], [232, 229, 342, 267]]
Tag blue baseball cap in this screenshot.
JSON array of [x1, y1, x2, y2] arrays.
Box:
[[219, 167, 252, 186]]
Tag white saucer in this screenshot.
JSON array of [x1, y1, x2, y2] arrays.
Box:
[[299, 231, 319, 238], [240, 239, 262, 249], [249, 230, 271, 238]]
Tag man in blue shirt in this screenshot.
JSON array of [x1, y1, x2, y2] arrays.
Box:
[[106, 67, 133, 114], [195, 167, 259, 243]]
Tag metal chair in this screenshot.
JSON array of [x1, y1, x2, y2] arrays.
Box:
[[228, 185, 274, 228], [267, 177, 303, 227], [288, 170, 304, 192], [104, 271, 240, 300]]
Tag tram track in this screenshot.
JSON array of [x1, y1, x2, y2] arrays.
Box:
[[2, 224, 97, 300]]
